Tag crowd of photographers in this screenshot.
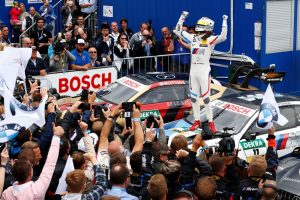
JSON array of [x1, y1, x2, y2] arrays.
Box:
[[0, 81, 280, 200]]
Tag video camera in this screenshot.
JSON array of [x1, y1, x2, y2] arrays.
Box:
[[216, 127, 236, 156]]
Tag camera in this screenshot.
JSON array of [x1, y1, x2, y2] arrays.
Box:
[[78, 102, 90, 111], [146, 115, 160, 128], [122, 102, 136, 112], [53, 41, 68, 54], [171, 32, 179, 40], [93, 104, 108, 119]]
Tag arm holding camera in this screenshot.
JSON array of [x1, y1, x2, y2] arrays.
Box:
[[155, 115, 166, 144], [132, 104, 144, 153]]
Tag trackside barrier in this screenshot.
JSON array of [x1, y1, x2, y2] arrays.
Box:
[[120, 52, 255, 76], [33, 66, 118, 97]]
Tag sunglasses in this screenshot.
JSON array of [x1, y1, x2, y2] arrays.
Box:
[[89, 51, 97, 53], [120, 37, 127, 40]]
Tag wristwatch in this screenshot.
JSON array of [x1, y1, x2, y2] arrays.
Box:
[[0, 164, 6, 168]]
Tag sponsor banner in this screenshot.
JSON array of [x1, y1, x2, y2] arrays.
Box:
[[118, 77, 145, 91], [240, 138, 266, 150], [212, 99, 256, 117], [140, 110, 160, 120], [150, 80, 186, 89], [33, 67, 118, 97]]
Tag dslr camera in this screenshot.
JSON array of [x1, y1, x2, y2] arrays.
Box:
[[93, 104, 108, 119]]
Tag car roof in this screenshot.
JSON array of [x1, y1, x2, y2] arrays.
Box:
[[219, 91, 300, 110], [126, 72, 189, 85]]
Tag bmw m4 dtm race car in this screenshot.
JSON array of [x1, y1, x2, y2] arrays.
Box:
[[164, 92, 300, 162]]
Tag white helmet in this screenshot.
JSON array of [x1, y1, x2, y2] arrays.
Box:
[[195, 17, 214, 32]]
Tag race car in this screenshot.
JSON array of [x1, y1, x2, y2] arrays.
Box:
[[94, 72, 241, 122], [164, 92, 300, 161], [276, 148, 300, 200]]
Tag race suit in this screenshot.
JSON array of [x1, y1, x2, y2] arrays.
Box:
[[174, 13, 228, 122]]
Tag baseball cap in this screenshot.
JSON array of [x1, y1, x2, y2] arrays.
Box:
[[77, 38, 85, 44]]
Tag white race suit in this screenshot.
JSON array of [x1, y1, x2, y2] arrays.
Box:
[[174, 13, 228, 122]]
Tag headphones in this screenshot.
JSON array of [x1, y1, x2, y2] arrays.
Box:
[[256, 183, 280, 200]]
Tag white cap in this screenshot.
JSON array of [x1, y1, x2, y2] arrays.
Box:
[[77, 38, 85, 44]]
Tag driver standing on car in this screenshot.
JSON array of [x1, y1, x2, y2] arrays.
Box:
[[174, 11, 228, 132]]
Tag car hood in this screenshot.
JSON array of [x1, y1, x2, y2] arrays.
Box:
[[277, 157, 300, 196]]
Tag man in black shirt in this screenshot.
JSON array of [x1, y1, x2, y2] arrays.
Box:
[[30, 17, 52, 55]]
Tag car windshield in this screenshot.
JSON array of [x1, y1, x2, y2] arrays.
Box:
[[186, 103, 255, 134], [96, 82, 139, 104]]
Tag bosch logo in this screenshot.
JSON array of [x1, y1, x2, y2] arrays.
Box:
[[156, 74, 175, 80]]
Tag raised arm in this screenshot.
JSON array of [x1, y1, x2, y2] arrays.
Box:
[[212, 15, 228, 45], [173, 11, 193, 44]]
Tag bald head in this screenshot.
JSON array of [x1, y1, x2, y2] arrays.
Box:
[[22, 37, 32, 47], [108, 140, 123, 156]]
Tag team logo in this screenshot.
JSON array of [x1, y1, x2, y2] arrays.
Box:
[[0, 123, 24, 143], [257, 103, 278, 128], [156, 74, 175, 80]]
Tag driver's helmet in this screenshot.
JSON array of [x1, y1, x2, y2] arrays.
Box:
[[195, 17, 214, 33]]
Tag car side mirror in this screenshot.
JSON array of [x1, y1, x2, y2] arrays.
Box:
[[244, 131, 257, 141]]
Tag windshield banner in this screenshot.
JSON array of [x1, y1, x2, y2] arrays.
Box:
[[212, 99, 256, 117], [33, 67, 118, 97]]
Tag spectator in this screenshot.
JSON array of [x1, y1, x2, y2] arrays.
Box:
[[76, 15, 92, 39], [158, 26, 175, 71], [240, 156, 267, 199], [79, 0, 97, 17], [25, 46, 49, 77], [22, 7, 40, 36], [39, 0, 56, 36], [88, 47, 101, 67], [60, 152, 107, 200], [64, 31, 75, 50], [131, 29, 158, 73], [109, 21, 120, 44], [1, 124, 64, 199], [61, 0, 78, 27], [30, 17, 52, 55], [95, 23, 113, 66], [209, 154, 229, 199], [104, 163, 138, 200], [1, 26, 12, 45], [9, 1, 21, 26], [49, 39, 76, 72], [119, 18, 133, 39], [195, 176, 217, 200], [70, 38, 91, 71], [0, 30, 5, 45], [129, 22, 148, 50], [19, 3, 29, 24], [0, 145, 8, 196], [147, 174, 168, 200], [113, 33, 133, 76]]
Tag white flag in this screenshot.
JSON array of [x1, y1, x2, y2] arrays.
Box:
[[257, 84, 288, 129], [0, 47, 32, 92], [55, 155, 75, 194], [1, 79, 48, 127]]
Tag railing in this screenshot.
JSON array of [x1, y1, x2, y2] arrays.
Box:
[[19, 0, 64, 46], [120, 51, 255, 76]]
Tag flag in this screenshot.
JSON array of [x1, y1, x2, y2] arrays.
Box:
[[0, 79, 48, 127], [257, 84, 288, 129], [0, 47, 32, 92], [55, 155, 75, 194]]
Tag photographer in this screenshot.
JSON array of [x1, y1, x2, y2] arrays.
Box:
[[49, 39, 76, 72], [132, 29, 158, 73]]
